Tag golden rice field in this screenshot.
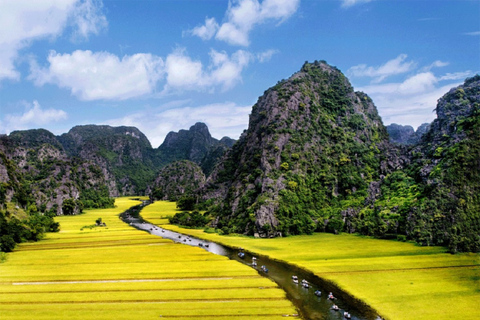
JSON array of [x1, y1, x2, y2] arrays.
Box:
[[0, 198, 297, 320], [142, 201, 480, 320]]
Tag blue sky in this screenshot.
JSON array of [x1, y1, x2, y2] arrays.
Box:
[[1, 0, 479, 147]]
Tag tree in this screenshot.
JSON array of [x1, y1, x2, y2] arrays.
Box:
[[0, 235, 16, 252], [62, 199, 76, 215], [177, 196, 196, 211]]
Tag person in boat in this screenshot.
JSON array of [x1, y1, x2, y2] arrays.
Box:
[[332, 304, 339, 311]]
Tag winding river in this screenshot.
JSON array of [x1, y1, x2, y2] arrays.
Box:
[[120, 204, 382, 320]]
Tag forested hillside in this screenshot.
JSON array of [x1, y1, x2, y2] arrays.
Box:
[[198, 61, 479, 252]]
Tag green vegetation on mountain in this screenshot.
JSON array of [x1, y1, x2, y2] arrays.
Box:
[[203, 61, 391, 237], [150, 160, 206, 201], [194, 62, 480, 252]]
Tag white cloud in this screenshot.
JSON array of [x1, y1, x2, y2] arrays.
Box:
[[0, 0, 106, 82], [104, 102, 251, 147], [71, 0, 108, 41], [190, 0, 300, 46], [398, 72, 437, 94], [1, 100, 67, 133], [29, 50, 164, 100], [164, 49, 205, 90], [439, 71, 474, 81], [164, 48, 251, 93], [464, 31, 480, 36], [340, 0, 373, 8], [189, 17, 219, 40], [356, 69, 472, 129], [348, 54, 415, 83], [257, 49, 278, 62]]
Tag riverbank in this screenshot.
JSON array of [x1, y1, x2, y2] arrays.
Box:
[[141, 201, 480, 320], [0, 198, 297, 319]]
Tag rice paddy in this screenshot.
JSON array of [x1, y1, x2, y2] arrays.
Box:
[[143, 201, 480, 320], [0, 198, 297, 319]]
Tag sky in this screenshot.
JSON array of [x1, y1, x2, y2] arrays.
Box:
[[0, 0, 479, 148]]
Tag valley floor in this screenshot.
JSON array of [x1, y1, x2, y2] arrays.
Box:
[[0, 198, 297, 320], [142, 201, 480, 320]]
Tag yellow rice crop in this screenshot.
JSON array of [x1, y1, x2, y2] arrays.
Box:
[[0, 197, 297, 319], [142, 200, 480, 320]]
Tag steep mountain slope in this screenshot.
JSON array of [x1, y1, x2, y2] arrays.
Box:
[[204, 61, 395, 237], [59, 125, 157, 195], [386, 123, 429, 145], [149, 160, 206, 201], [0, 130, 113, 215], [157, 122, 235, 175], [405, 75, 480, 252]]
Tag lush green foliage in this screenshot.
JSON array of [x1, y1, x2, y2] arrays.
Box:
[[201, 63, 480, 252], [0, 206, 59, 252], [168, 210, 210, 227]]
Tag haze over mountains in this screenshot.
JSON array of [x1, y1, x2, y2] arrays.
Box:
[[1, 61, 479, 252]]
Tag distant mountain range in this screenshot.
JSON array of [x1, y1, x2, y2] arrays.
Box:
[[1, 61, 478, 252]]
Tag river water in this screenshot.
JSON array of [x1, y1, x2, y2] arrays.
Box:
[[120, 204, 381, 320]]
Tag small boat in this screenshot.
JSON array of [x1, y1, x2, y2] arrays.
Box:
[[204, 244, 209, 248], [198, 243, 203, 247], [293, 279, 298, 284], [314, 290, 321, 296], [252, 261, 257, 267], [292, 275, 298, 280], [332, 304, 339, 311], [344, 312, 351, 319], [303, 282, 309, 288], [238, 252, 245, 258], [328, 292, 336, 300]]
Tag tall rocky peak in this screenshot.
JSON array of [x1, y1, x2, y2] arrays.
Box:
[[149, 160, 206, 201], [60, 125, 152, 156], [205, 60, 392, 237], [158, 122, 235, 175], [0, 129, 113, 215], [406, 75, 480, 252], [58, 124, 156, 195], [386, 123, 430, 145]]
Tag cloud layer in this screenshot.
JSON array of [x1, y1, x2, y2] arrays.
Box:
[[29, 48, 253, 100], [190, 0, 300, 46], [0, 0, 106, 82], [350, 55, 473, 128], [1, 100, 67, 133], [30, 50, 164, 100]]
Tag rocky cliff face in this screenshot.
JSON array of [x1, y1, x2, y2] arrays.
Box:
[[149, 160, 206, 201], [0, 123, 235, 214], [386, 123, 430, 145], [204, 61, 394, 237], [59, 125, 156, 195], [0, 130, 112, 215], [404, 75, 480, 252], [157, 122, 236, 176]]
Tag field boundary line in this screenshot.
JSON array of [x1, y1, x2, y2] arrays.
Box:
[[317, 264, 478, 275]]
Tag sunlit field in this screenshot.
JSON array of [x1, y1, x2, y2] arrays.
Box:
[[143, 201, 480, 320], [0, 198, 297, 320]]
